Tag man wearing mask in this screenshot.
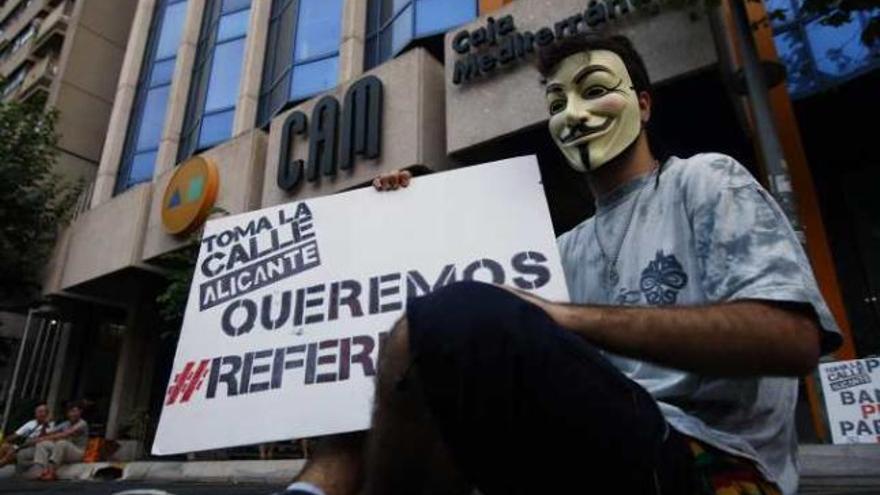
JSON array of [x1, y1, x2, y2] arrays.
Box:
[[282, 34, 841, 495]]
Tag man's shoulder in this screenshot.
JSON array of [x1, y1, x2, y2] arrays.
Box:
[[17, 419, 36, 431], [556, 217, 595, 255], [664, 153, 759, 211], [669, 153, 756, 190]]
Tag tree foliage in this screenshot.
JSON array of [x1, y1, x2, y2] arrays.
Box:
[[154, 207, 228, 334], [664, 0, 880, 46], [0, 100, 78, 306]]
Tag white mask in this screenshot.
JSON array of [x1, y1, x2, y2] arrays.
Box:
[[546, 50, 643, 172]]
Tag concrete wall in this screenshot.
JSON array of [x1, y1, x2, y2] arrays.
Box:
[[261, 48, 451, 208], [444, 0, 719, 154], [58, 183, 151, 290]]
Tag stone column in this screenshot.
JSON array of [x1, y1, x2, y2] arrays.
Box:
[[233, 0, 271, 135], [105, 292, 158, 440], [45, 322, 72, 413], [339, 0, 367, 83]]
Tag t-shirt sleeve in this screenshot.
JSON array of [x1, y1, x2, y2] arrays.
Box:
[[15, 420, 34, 437], [685, 154, 843, 355]]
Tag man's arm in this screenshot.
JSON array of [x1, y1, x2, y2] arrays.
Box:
[[37, 423, 83, 443], [518, 292, 820, 377]]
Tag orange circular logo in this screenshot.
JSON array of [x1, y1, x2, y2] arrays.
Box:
[[161, 156, 220, 236]]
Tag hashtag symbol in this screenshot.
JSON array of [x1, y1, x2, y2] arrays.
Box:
[[166, 359, 210, 406]]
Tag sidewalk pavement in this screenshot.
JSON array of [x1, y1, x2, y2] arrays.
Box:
[[0, 444, 876, 492], [0, 459, 305, 484]]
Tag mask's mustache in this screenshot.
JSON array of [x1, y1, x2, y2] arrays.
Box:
[[561, 119, 612, 144]]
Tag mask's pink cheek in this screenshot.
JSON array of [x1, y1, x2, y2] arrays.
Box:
[[589, 94, 628, 115]]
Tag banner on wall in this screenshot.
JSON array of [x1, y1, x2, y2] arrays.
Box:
[[818, 357, 880, 444], [152, 155, 570, 454]]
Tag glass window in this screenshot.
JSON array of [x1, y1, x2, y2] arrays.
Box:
[[364, 0, 477, 70], [218, 8, 250, 40], [291, 56, 339, 101], [116, 0, 189, 194], [415, 0, 476, 35], [768, 0, 880, 99], [178, 0, 251, 160], [128, 151, 159, 185], [204, 38, 245, 111], [135, 85, 172, 150], [293, 0, 344, 60], [155, 2, 188, 59], [150, 59, 177, 85], [257, 0, 343, 126], [223, 0, 250, 12], [198, 109, 235, 147]]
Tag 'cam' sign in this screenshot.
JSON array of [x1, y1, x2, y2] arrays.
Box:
[[277, 76, 383, 191]]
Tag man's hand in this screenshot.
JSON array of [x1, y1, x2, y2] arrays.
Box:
[[500, 286, 821, 377], [497, 285, 572, 328], [372, 170, 412, 191]]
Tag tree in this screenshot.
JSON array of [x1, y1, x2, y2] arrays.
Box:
[[0, 99, 79, 307], [154, 207, 227, 334], [797, 0, 880, 47], [666, 0, 880, 46]]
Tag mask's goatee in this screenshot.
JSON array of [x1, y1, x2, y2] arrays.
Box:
[[578, 145, 592, 173]]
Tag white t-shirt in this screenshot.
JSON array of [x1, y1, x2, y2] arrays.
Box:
[[557, 153, 842, 495], [14, 419, 52, 440]]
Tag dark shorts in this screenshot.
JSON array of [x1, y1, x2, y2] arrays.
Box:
[[405, 281, 774, 495]]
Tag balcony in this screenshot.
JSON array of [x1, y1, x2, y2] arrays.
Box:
[[31, 0, 67, 56], [0, 30, 35, 78], [0, 0, 48, 48], [17, 54, 56, 102]]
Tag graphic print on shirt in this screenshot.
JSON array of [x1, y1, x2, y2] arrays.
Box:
[[639, 250, 688, 305]]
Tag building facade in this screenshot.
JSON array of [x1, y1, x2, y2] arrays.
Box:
[[7, 0, 878, 455], [0, 0, 138, 433]]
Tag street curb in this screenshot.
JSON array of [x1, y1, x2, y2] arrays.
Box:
[[0, 459, 305, 483], [120, 459, 304, 483]]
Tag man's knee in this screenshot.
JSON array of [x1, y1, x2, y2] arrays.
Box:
[[408, 282, 547, 360], [54, 440, 73, 450], [16, 448, 34, 463]]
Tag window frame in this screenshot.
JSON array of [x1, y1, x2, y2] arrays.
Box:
[[364, 0, 478, 70], [257, 0, 343, 127], [115, 0, 189, 194], [178, 0, 251, 161]]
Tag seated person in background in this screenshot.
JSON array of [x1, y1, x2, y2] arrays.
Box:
[[33, 401, 88, 481], [0, 402, 53, 467]]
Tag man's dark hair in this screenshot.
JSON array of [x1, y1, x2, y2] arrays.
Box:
[[65, 400, 82, 412], [536, 33, 652, 98]]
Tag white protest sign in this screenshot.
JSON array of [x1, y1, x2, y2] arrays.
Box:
[[818, 357, 880, 444], [152, 155, 570, 454]]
